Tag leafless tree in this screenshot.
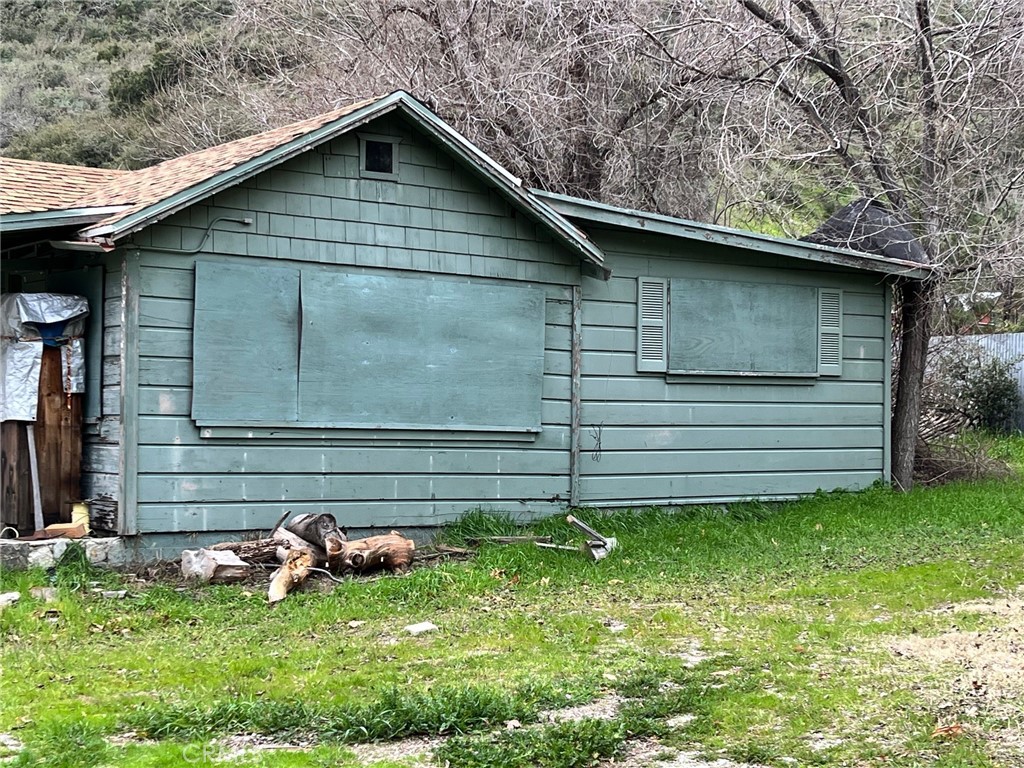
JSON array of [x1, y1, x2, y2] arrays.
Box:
[[149, 0, 719, 219]]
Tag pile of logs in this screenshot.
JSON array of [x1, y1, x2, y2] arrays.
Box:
[[180, 512, 415, 603]]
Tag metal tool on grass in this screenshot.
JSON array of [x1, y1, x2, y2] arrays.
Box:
[[535, 515, 618, 561]]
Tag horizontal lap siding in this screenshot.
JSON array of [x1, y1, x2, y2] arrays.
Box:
[[82, 257, 122, 500], [130, 114, 575, 533], [578, 231, 889, 505]]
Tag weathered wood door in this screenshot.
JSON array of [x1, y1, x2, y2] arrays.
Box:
[[35, 345, 82, 525], [0, 346, 82, 531]]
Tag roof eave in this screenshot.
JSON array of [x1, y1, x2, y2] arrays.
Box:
[[0, 206, 131, 233], [535, 190, 933, 280]]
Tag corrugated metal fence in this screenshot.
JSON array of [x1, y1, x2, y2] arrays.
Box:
[[936, 332, 1024, 431]]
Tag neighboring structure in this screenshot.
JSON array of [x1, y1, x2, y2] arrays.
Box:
[[932, 333, 1024, 432], [0, 91, 931, 557]]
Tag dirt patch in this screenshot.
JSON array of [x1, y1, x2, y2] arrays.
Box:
[[211, 734, 312, 762], [346, 736, 440, 766], [890, 593, 1023, 761], [893, 598, 1024, 704], [608, 739, 766, 767], [540, 695, 622, 723]]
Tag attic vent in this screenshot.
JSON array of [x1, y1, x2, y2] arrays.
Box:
[[818, 289, 843, 376], [365, 140, 393, 174], [358, 133, 401, 180], [636, 277, 668, 372]]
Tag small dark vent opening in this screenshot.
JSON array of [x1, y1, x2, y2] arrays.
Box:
[[365, 140, 394, 174]]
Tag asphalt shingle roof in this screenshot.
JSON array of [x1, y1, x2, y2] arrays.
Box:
[[0, 158, 129, 215], [0, 97, 379, 226]]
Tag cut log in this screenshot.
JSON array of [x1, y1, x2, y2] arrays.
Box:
[[268, 547, 315, 603], [272, 527, 328, 566], [283, 513, 346, 570], [337, 532, 415, 575], [181, 549, 252, 584], [208, 538, 282, 564]]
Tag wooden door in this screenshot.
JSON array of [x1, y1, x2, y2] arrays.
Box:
[[34, 346, 82, 525]]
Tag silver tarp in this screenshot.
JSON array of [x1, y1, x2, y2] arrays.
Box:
[[0, 293, 90, 422]]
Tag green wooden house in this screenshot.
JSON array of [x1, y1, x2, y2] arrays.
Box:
[[0, 91, 930, 558]]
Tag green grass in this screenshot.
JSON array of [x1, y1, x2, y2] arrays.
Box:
[[2, 471, 1023, 767]]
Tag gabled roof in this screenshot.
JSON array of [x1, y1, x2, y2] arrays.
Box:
[[1, 92, 927, 280], [0, 158, 129, 215], [535, 190, 933, 280], [0, 91, 607, 275]]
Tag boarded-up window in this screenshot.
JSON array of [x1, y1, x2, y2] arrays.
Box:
[[193, 262, 546, 430], [192, 262, 300, 422], [637, 277, 843, 378]]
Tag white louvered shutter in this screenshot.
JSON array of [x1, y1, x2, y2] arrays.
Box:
[[637, 277, 668, 372], [818, 288, 843, 377]]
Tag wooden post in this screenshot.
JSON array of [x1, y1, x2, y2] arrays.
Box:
[[1, 422, 33, 531], [33, 346, 82, 524], [569, 284, 582, 507], [25, 424, 44, 532]]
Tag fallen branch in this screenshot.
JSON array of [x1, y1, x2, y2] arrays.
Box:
[[466, 535, 553, 545]]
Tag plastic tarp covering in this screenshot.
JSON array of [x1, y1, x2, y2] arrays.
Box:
[[1, 293, 89, 422]]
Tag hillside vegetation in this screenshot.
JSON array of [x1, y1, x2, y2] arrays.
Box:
[[0, 0, 229, 168]]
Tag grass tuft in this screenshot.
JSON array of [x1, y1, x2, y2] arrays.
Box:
[[125, 681, 577, 743], [11, 720, 111, 768], [436, 718, 627, 768]]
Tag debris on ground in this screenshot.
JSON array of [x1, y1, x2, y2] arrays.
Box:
[[0, 592, 21, 609], [184, 512, 418, 604], [28, 586, 57, 602], [534, 515, 619, 560], [181, 549, 252, 584], [404, 621, 438, 636], [0, 732, 23, 758]]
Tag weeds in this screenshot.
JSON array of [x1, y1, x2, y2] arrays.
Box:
[[125, 681, 582, 743], [436, 718, 627, 768]]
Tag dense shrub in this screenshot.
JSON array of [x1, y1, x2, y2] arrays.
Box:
[[925, 341, 1022, 434]]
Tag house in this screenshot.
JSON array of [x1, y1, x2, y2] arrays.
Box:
[[0, 91, 931, 559]]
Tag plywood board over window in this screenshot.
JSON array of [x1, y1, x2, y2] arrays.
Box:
[[192, 261, 546, 432], [636, 276, 843, 378]]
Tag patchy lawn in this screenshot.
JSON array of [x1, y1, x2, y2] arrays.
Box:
[[2, 475, 1023, 767]]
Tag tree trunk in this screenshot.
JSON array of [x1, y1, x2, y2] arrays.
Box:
[[891, 278, 934, 490]]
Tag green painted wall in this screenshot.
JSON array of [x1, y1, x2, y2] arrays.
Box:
[[100, 112, 895, 540], [576, 227, 890, 506], [125, 113, 577, 535]]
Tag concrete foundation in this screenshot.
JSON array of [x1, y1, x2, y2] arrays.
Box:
[[0, 537, 129, 570]]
